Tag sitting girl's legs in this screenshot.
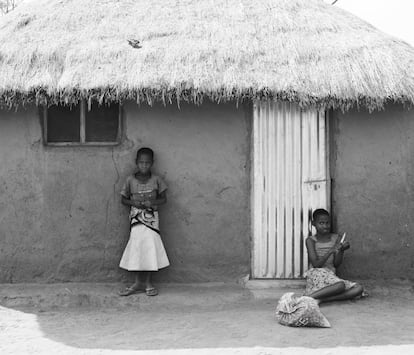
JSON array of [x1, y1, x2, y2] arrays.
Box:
[[309, 281, 345, 300], [317, 283, 364, 303]]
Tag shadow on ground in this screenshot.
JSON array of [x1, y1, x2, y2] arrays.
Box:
[[1, 281, 414, 354]]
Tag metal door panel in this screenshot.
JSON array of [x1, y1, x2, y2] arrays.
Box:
[[252, 101, 330, 279]]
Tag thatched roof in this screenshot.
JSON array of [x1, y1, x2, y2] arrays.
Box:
[[0, 0, 414, 110]]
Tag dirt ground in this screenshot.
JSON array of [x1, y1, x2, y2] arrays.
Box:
[[1, 282, 414, 355]]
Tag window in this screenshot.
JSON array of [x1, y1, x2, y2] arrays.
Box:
[[43, 101, 121, 145]]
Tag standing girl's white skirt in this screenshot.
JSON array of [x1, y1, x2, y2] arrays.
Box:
[[119, 207, 170, 271]]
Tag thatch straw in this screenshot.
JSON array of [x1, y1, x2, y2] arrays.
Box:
[[0, 0, 414, 110]]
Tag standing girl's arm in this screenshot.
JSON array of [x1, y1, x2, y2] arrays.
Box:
[[144, 190, 167, 208], [306, 238, 339, 268], [120, 175, 147, 208], [121, 195, 145, 209], [143, 176, 168, 208]]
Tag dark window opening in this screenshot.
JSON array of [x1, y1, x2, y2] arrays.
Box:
[[47, 105, 80, 143], [85, 103, 119, 142], [43, 101, 121, 145]]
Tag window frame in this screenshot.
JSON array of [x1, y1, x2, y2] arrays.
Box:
[[42, 100, 122, 146]]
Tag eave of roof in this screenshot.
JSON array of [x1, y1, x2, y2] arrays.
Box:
[[0, 0, 413, 111]]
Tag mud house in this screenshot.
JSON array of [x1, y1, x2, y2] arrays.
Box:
[[0, 0, 413, 283]]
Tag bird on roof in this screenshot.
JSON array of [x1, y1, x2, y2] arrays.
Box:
[[127, 39, 142, 49]]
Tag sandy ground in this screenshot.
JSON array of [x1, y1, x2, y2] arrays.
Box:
[[1, 282, 414, 355]]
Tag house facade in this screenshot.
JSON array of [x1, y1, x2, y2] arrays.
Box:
[[1, 0, 413, 283], [1, 100, 413, 283]]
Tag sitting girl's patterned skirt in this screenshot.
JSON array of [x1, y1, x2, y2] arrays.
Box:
[[119, 207, 169, 271], [304, 268, 356, 296]]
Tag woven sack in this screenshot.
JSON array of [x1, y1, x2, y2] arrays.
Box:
[[275, 292, 331, 328]]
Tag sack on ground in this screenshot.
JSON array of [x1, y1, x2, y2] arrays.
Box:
[[275, 292, 331, 328]]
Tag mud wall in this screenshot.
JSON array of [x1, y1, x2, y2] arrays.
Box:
[[0, 101, 251, 283], [2, 99, 412, 283], [332, 104, 414, 280]]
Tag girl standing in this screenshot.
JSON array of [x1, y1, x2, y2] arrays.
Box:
[[304, 209, 364, 303], [119, 147, 169, 296]]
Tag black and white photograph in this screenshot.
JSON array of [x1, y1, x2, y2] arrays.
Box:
[[0, 0, 413, 354]]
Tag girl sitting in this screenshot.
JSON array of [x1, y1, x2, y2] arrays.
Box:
[[305, 208, 365, 303]]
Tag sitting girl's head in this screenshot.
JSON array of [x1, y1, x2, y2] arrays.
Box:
[[136, 147, 154, 175], [312, 209, 329, 221], [312, 209, 331, 235]]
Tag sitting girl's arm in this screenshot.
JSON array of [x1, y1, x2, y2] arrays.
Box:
[[306, 238, 338, 268], [333, 241, 350, 268]]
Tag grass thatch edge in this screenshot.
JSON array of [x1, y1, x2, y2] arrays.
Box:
[[0, 87, 413, 112]]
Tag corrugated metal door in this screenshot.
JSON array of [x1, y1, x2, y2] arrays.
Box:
[[252, 101, 330, 279]]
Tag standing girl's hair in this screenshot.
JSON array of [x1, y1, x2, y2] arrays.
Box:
[[136, 147, 154, 160]]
